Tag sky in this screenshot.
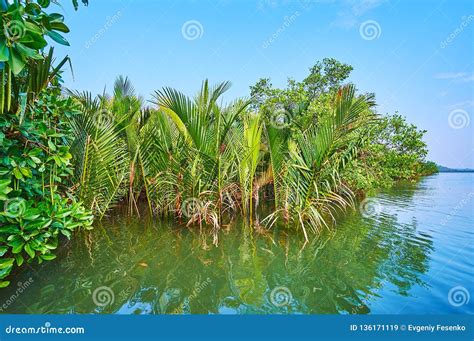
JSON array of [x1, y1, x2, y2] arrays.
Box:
[[52, 0, 473, 168]]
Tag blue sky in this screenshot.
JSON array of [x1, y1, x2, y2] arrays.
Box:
[[53, 0, 473, 168]]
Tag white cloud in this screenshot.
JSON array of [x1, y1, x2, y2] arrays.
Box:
[[447, 100, 474, 109], [256, 0, 385, 26], [434, 72, 474, 82], [256, 0, 335, 11], [332, 0, 385, 28]]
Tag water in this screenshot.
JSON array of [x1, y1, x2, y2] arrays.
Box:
[[1, 173, 473, 314]]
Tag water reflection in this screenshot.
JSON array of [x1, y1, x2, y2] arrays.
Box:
[[2, 174, 472, 315]]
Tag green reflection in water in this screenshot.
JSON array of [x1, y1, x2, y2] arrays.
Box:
[[5, 174, 473, 315]]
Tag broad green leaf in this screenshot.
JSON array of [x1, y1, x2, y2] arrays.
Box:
[[49, 13, 65, 22], [30, 156, 42, 164], [9, 48, 26, 75], [0, 246, 8, 257], [14, 253, 24, 266], [23, 21, 43, 35], [38, 0, 51, 8], [50, 22, 69, 33], [0, 179, 11, 188], [13, 168, 23, 179], [55, 209, 72, 219], [24, 243, 35, 258], [41, 254, 56, 261], [0, 258, 14, 269], [46, 30, 70, 46], [0, 266, 13, 279], [0, 225, 20, 234], [20, 167, 33, 178], [25, 3, 42, 14], [14, 42, 43, 60], [12, 242, 25, 254], [47, 140, 56, 151], [0, 41, 10, 62], [60, 229, 71, 239]]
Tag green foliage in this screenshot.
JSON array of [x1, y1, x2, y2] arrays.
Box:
[[74, 75, 379, 244], [419, 161, 438, 176], [67, 61, 436, 244], [233, 112, 263, 219], [0, 86, 93, 287], [250, 58, 354, 131], [343, 113, 437, 192], [263, 85, 376, 238], [302, 58, 353, 98], [0, 0, 81, 75], [67, 87, 130, 217], [151, 80, 251, 235], [250, 59, 437, 236], [0, 2, 91, 287]]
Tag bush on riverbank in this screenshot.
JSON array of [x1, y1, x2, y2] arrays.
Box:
[[0, 0, 92, 287]]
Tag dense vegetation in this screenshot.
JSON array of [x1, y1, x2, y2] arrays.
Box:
[[0, 0, 91, 287], [0, 1, 437, 287]]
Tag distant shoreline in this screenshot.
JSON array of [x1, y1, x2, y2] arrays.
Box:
[[437, 166, 474, 173], [438, 170, 474, 173]]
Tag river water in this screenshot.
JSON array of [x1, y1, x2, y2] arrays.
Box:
[[1, 173, 473, 314]]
